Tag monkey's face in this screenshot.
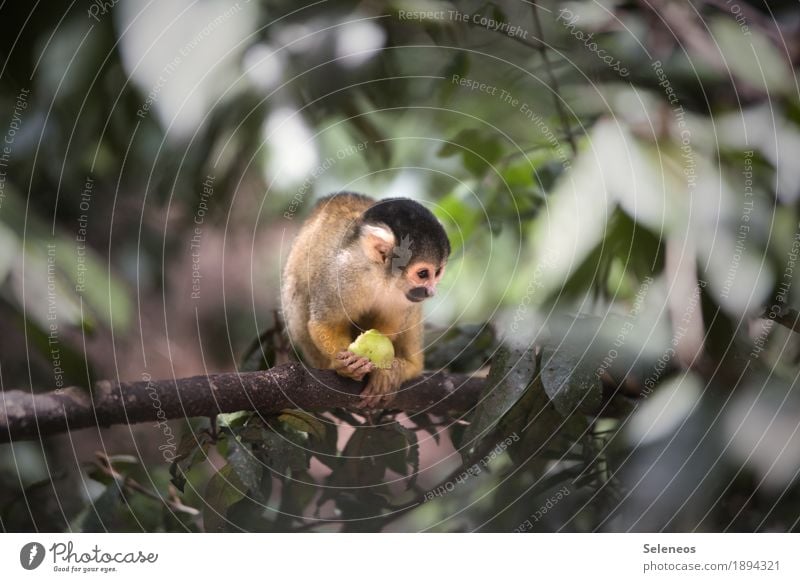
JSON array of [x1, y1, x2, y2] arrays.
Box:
[[357, 207, 450, 306], [401, 260, 446, 303]]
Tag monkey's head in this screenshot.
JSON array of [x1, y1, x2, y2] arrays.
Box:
[[356, 198, 450, 304]]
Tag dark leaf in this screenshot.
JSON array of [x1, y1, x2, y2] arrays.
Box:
[[408, 413, 441, 445], [336, 490, 393, 527], [340, 427, 388, 485], [320, 425, 399, 514], [388, 422, 420, 488], [450, 419, 468, 450], [239, 315, 287, 371], [203, 464, 246, 533], [256, 421, 310, 475], [275, 470, 318, 527], [461, 345, 536, 459], [225, 497, 270, 532], [425, 322, 496, 372], [227, 436, 265, 502], [378, 425, 411, 476], [540, 344, 603, 417], [329, 408, 364, 426], [532, 159, 564, 193]]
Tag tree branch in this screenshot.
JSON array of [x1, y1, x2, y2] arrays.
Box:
[[0, 363, 485, 443], [762, 305, 800, 334]]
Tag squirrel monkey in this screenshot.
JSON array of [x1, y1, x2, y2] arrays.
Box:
[[281, 193, 450, 408]]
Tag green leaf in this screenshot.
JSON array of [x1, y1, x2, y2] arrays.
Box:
[[22, 314, 94, 390], [80, 481, 122, 533], [278, 409, 326, 441], [439, 52, 470, 104], [0, 223, 18, 284], [461, 345, 536, 459], [10, 243, 83, 329], [437, 128, 503, 176], [711, 17, 793, 95], [306, 414, 340, 471], [540, 344, 603, 417], [169, 431, 212, 492], [218, 410, 251, 429], [490, 3, 507, 24], [0, 187, 131, 333], [65, 240, 132, 332], [203, 464, 246, 533], [105, 454, 139, 466], [225, 497, 269, 532], [542, 206, 664, 305], [532, 159, 565, 193], [435, 186, 481, 251]]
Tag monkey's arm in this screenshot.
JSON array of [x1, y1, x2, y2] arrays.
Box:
[[307, 319, 373, 381], [358, 312, 424, 408]]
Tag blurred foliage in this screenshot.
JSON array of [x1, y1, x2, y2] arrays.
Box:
[[2, 0, 800, 532]]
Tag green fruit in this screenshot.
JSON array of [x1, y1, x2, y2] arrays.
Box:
[[348, 329, 395, 369]]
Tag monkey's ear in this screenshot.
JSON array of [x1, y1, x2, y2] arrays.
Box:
[[360, 223, 395, 264]]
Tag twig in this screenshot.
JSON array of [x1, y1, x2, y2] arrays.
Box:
[[761, 305, 800, 334], [93, 452, 199, 516], [531, 4, 578, 156]]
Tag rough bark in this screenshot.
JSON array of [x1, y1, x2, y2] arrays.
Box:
[[0, 363, 485, 443]]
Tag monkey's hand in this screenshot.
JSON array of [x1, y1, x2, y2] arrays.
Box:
[[333, 351, 374, 382], [357, 361, 402, 409]]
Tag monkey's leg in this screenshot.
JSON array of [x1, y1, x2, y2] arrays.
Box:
[[357, 322, 424, 408], [307, 320, 373, 381], [357, 353, 423, 409]]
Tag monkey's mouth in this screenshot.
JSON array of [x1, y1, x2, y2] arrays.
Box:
[[405, 293, 426, 303]]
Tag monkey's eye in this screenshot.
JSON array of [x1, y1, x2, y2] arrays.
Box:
[[417, 268, 429, 280], [435, 267, 442, 277]]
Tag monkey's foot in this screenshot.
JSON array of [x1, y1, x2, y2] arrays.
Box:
[[334, 351, 373, 382], [356, 368, 399, 409]]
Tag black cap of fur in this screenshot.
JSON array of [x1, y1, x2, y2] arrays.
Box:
[[362, 198, 451, 265]]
